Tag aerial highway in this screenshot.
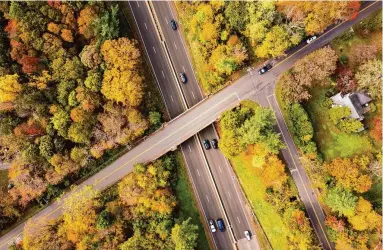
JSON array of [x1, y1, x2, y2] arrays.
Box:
[[0, 1, 380, 249], [129, 1, 261, 249]]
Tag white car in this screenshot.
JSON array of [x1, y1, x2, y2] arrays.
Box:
[[244, 230, 251, 241], [209, 219, 216, 233], [306, 36, 317, 44]]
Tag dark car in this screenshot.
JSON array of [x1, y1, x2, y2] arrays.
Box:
[[203, 139, 211, 150], [170, 20, 177, 30], [258, 64, 272, 75], [211, 139, 218, 149], [180, 72, 187, 83], [216, 218, 225, 232]]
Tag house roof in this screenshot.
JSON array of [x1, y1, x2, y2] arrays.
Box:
[[330, 92, 372, 120]]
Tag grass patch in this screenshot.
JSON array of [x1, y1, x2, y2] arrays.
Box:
[[231, 148, 288, 250], [174, 152, 211, 250], [306, 87, 377, 161]]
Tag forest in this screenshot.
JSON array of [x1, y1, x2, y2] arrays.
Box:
[[175, 1, 361, 93], [276, 9, 382, 250], [0, 1, 164, 232], [12, 154, 203, 250]]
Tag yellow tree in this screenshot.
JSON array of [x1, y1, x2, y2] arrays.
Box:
[[23, 217, 72, 250], [59, 185, 100, 245], [325, 156, 372, 193], [260, 154, 288, 189], [349, 198, 382, 231], [0, 74, 22, 103]]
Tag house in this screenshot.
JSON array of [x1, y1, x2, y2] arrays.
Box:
[[330, 92, 372, 121]]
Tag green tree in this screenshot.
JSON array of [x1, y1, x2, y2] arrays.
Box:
[[328, 106, 351, 124], [68, 123, 92, 144], [323, 187, 357, 217], [39, 135, 54, 160], [149, 111, 162, 126], [239, 107, 283, 154], [96, 210, 114, 229], [286, 104, 317, 155], [255, 25, 291, 58], [51, 57, 84, 82], [84, 70, 101, 92], [220, 130, 245, 157], [93, 4, 119, 44], [338, 118, 364, 133], [171, 218, 199, 250], [51, 108, 70, 137]]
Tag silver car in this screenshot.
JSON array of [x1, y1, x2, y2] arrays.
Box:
[[209, 219, 216, 233], [244, 230, 251, 241], [306, 35, 317, 44]]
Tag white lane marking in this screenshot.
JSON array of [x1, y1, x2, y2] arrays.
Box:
[[153, 47, 156, 53], [136, 1, 139, 7], [219, 166, 223, 174], [291, 168, 298, 172], [196, 169, 201, 176], [228, 191, 232, 198], [188, 145, 192, 152], [170, 95, 174, 102], [191, 91, 196, 99], [237, 217, 241, 224], [144, 22, 147, 29], [206, 195, 210, 203], [161, 71, 165, 78], [182, 66, 186, 72], [165, 17, 168, 24], [174, 42, 178, 50]]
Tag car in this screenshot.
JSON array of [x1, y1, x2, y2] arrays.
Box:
[[306, 35, 317, 44], [244, 230, 251, 241], [179, 72, 187, 83], [203, 139, 211, 150], [216, 218, 225, 232], [258, 64, 272, 75], [170, 20, 177, 30], [211, 139, 218, 149], [208, 219, 216, 233]]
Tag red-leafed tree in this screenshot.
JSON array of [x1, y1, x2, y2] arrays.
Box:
[[9, 40, 27, 63], [19, 56, 40, 74], [5, 19, 18, 39], [336, 66, 356, 94], [347, 1, 361, 20]]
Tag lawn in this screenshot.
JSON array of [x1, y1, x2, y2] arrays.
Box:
[[174, 152, 211, 250], [230, 147, 288, 250], [306, 87, 378, 161]]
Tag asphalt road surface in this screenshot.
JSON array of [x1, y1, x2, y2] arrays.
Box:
[[0, 2, 380, 249], [126, 2, 237, 249], [149, 1, 260, 247]]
